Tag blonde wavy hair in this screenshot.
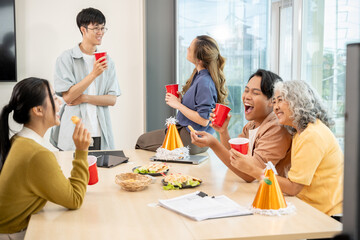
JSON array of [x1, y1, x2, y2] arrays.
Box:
[[181, 35, 228, 104], [274, 80, 334, 134]]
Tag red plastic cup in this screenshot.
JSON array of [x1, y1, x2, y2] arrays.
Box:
[[212, 103, 231, 127], [88, 155, 99, 185], [165, 84, 179, 98], [229, 138, 249, 154], [94, 51, 107, 63]]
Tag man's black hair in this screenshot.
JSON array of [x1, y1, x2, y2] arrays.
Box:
[[76, 7, 106, 34], [248, 69, 283, 99]]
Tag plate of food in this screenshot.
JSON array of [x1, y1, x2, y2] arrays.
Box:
[[132, 163, 169, 176], [162, 173, 202, 190]]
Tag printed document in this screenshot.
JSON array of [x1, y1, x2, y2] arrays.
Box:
[[158, 191, 252, 221]]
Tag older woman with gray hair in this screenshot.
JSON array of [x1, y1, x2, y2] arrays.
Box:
[[229, 80, 343, 219]]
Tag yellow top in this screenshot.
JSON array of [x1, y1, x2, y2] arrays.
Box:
[[288, 119, 343, 216], [0, 137, 89, 233]]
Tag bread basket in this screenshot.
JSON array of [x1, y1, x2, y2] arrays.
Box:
[[115, 173, 152, 192]]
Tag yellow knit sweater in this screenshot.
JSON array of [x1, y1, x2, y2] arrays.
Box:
[[0, 137, 89, 233]]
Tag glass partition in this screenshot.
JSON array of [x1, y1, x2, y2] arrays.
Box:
[[301, 0, 360, 148]]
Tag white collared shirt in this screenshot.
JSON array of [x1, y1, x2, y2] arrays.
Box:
[[53, 44, 121, 150], [17, 127, 59, 152]]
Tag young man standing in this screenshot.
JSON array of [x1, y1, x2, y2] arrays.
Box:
[[51, 7, 121, 150]]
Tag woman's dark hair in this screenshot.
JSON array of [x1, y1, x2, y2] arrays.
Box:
[[248, 69, 282, 99], [0, 77, 55, 172], [76, 7, 106, 35]]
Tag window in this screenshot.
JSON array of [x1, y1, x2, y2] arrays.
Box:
[[301, 0, 360, 147], [177, 0, 271, 138], [177, 0, 360, 145], [278, 3, 293, 80]]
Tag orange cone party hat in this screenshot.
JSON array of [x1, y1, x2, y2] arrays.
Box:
[[251, 162, 295, 216], [162, 122, 184, 150], [155, 117, 189, 160]]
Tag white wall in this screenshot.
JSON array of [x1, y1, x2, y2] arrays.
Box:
[[0, 0, 145, 149]]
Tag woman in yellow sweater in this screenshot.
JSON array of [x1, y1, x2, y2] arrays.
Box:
[[229, 80, 343, 218], [0, 77, 91, 239]]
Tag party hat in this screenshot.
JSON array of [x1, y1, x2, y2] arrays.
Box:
[[162, 122, 184, 150], [155, 117, 189, 160], [252, 164, 287, 210], [251, 162, 295, 216]]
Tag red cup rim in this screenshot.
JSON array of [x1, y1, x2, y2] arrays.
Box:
[[215, 103, 231, 110], [88, 156, 97, 166], [228, 138, 249, 145], [94, 51, 106, 54]]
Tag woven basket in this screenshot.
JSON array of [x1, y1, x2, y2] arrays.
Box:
[[115, 173, 152, 192]]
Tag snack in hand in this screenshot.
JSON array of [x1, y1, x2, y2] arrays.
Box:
[[71, 116, 80, 124], [188, 125, 195, 132]]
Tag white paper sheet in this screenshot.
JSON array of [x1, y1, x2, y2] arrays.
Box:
[[158, 191, 252, 221]]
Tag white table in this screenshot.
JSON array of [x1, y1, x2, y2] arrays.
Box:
[[25, 149, 342, 240]]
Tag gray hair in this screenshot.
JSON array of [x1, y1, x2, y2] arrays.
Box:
[[274, 80, 334, 134]]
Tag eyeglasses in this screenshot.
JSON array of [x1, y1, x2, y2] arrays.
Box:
[[85, 26, 108, 34]]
